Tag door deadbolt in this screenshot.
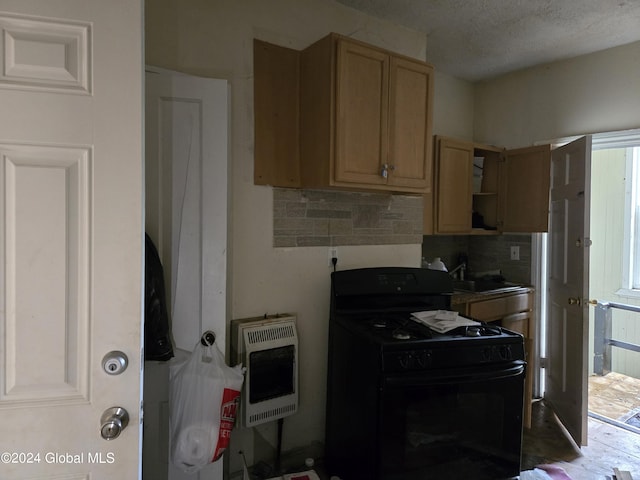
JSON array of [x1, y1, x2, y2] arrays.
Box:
[[100, 407, 129, 440], [102, 351, 128, 375]]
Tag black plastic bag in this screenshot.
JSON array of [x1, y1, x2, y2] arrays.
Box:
[[145, 233, 174, 361]]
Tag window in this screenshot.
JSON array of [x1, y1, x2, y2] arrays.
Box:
[[592, 130, 640, 295], [626, 146, 640, 290]]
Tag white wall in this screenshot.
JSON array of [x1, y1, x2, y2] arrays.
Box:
[[145, 0, 473, 475], [433, 70, 475, 140], [474, 41, 640, 147]]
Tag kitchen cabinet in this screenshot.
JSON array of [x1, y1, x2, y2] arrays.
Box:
[[253, 39, 301, 188], [453, 288, 535, 428], [429, 136, 551, 234], [301, 34, 434, 193], [253, 39, 300, 188], [253, 34, 434, 194]]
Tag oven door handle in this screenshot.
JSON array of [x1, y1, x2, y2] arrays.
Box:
[[383, 361, 526, 388]]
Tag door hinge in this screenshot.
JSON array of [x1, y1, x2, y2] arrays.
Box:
[[539, 357, 548, 368]]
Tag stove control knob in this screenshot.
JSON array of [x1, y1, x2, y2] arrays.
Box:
[[398, 353, 411, 370], [416, 351, 425, 367], [416, 350, 431, 367], [482, 347, 493, 362], [499, 345, 512, 360]]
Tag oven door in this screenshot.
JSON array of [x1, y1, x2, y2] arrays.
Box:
[[378, 362, 526, 480]]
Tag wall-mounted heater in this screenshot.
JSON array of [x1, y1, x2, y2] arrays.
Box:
[[231, 314, 298, 427]]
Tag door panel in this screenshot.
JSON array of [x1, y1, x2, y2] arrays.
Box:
[[546, 136, 591, 446], [0, 2, 143, 479], [335, 40, 388, 185], [388, 57, 433, 190], [435, 137, 473, 233], [3, 144, 90, 403]]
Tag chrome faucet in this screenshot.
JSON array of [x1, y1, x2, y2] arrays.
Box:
[[449, 262, 467, 281]]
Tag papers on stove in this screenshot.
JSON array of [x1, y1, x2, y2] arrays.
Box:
[[411, 310, 480, 333]]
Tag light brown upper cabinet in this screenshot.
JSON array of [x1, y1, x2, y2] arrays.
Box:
[[253, 34, 434, 194], [430, 136, 551, 234], [301, 34, 434, 193], [254, 39, 301, 188]]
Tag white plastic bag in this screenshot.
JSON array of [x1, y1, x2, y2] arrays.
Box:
[[170, 340, 244, 472]]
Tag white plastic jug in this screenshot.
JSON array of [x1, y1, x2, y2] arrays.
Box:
[[427, 257, 448, 272]]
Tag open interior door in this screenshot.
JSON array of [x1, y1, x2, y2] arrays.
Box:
[[0, 1, 143, 479], [546, 136, 592, 446], [145, 68, 229, 480]]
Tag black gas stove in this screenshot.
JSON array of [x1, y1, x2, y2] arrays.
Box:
[[325, 267, 526, 480], [336, 311, 523, 373]]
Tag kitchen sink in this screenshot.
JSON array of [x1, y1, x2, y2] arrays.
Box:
[[453, 279, 521, 292]]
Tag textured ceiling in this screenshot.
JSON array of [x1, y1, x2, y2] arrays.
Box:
[[335, 0, 640, 81]]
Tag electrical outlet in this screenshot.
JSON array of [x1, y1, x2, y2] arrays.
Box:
[[328, 247, 338, 267], [510, 246, 520, 261]]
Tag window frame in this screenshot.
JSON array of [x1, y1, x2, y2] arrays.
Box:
[[621, 146, 640, 295]]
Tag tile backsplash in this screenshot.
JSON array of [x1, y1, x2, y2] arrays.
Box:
[[273, 188, 423, 247], [422, 234, 532, 284]]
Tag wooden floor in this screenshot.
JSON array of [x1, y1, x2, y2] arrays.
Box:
[[522, 373, 640, 480], [589, 372, 640, 423]]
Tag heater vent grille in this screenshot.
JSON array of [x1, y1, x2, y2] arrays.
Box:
[[246, 323, 296, 346], [249, 403, 297, 425]]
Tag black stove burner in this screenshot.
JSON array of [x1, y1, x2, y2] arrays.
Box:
[[454, 324, 503, 337], [393, 330, 411, 340], [360, 314, 434, 341]]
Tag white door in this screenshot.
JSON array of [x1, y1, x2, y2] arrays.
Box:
[[0, 2, 143, 479], [546, 136, 592, 446], [145, 68, 229, 480]]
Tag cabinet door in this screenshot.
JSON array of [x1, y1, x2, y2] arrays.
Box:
[[335, 39, 388, 185], [500, 144, 551, 232], [435, 137, 473, 233], [387, 57, 433, 190], [502, 311, 531, 337], [468, 292, 533, 322]]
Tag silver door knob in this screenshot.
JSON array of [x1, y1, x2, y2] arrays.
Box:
[[100, 407, 129, 440]]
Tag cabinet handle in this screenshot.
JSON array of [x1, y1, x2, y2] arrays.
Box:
[[381, 164, 395, 179]]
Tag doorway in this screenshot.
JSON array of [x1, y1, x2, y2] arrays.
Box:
[[537, 129, 640, 439], [587, 132, 640, 432]]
